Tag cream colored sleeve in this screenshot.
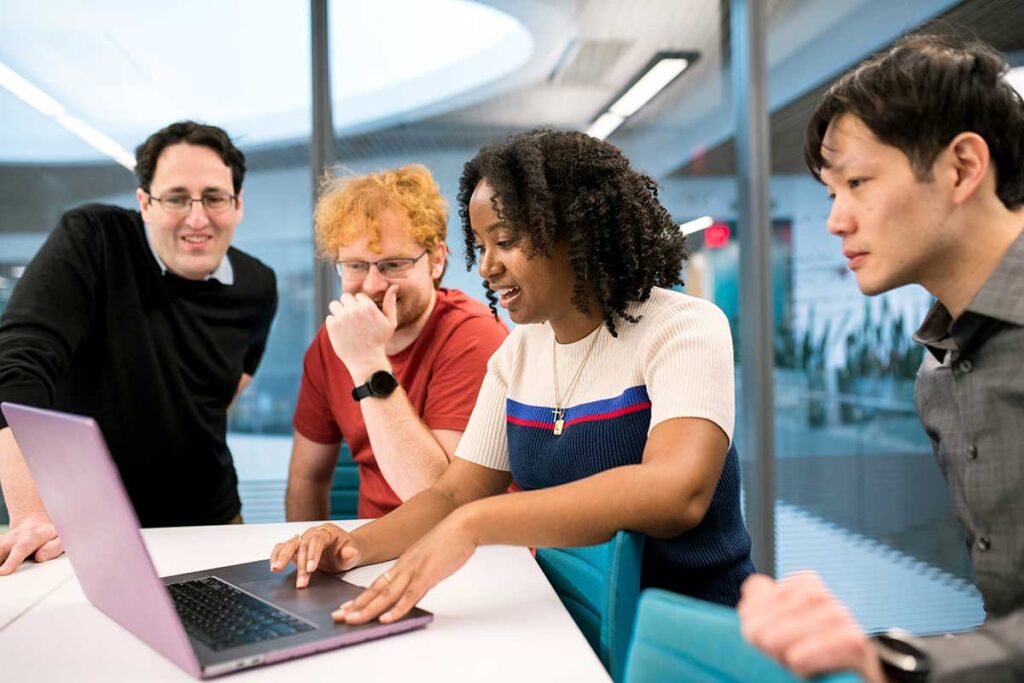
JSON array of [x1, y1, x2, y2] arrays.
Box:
[[453, 332, 515, 471], [643, 297, 736, 442]]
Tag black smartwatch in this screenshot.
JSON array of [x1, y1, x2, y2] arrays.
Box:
[[872, 629, 931, 682], [351, 370, 399, 401]]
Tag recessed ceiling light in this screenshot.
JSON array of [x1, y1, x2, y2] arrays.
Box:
[[679, 216, 714, 235], [586, 51, 699, 141], [0, 61, 135, 169]]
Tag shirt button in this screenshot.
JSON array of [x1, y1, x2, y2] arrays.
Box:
[[968, 445, 978, 460], [957, 359, 974, 373], [977, 537, 991, 551]]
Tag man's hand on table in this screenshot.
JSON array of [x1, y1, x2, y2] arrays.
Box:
[[0, 511, 64, 575]]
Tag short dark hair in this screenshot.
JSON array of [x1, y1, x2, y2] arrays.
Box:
[[805, 33, 1024, 209], [134, 120, 246, 194], [458, 129, 687, 337]]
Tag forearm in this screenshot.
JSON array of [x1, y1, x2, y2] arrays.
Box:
[[285, 475, 332, 521], [461, 461, 704, 549], [923, 610, 1024, 683], [359, 387, 450, 500], [350, 486, 461, 565], [0, 427, 47, 522]]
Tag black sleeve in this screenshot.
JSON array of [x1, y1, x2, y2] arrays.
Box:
[[242, 268, 278, 376], [0, 209, 104, 429]]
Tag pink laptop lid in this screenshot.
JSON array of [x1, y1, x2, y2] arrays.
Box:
[[2, 403, 201, 678]]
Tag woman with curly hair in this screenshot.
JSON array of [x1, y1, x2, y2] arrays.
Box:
[[271, 129, 753, 625]]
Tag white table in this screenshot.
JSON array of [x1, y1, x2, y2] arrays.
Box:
[[0, 522, 610, 681], [0, 548, 74, 629]]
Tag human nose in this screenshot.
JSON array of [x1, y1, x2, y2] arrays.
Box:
[[825, 195, 853, 236], [478, 247, 500, 280], [361, 263, 390, 294], [184, 199, 211, 229]]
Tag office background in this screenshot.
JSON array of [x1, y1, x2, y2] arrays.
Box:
[[2, 0, 1021, 636]]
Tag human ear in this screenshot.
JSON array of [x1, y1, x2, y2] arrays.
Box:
[[431, 242, 448, 281], [136, 187, 152, 222], [947, 132, 991, 205]]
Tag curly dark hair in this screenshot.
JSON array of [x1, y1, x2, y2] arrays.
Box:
[[458, 129, 687, 336], [805, 32, 1024, 209]]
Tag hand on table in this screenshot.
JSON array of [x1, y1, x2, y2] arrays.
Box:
[[326, 286, 398, 380], [269, 523, 362, 588], [332, 513, 477, 625], [738, 572, 885, 682], [0, 510, 64, 575]]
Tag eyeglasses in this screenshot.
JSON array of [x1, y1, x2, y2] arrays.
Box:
[[334, 250, 428, 280], [148, 192, 237, 214]]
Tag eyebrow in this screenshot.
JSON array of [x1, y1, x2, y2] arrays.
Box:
[[817, 142, 845, 176], [159, 185, 231, 194], [819, 161, 848, 182], [485, 220, 510, 233]]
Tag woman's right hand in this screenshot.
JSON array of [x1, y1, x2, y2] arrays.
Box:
[[269, 523, 362, 588]]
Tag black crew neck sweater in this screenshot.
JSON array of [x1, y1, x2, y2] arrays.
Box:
[[0, 204, 277, 526]]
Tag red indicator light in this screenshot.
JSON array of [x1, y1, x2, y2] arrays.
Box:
[[705, 223, 730, 248]]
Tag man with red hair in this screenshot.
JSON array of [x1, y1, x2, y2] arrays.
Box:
[[287, 164, 507, 526]]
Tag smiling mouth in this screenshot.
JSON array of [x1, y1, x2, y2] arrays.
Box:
[[181, 234, 213, 246], [495, 286, 521, 308]]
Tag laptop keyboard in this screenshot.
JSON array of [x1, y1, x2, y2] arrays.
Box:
[[168, 577, 316, 651]]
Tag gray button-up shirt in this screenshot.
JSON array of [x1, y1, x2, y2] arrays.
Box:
[[912, 230, 1024, 682]]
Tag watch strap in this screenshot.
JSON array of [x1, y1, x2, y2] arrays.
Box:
[[351, 370, 398, 401], [873, 629, 931, 682]]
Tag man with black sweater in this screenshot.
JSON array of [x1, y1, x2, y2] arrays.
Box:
[[0, 121, 277, 575]]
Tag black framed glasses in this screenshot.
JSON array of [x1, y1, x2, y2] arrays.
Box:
[[147, 192, 237, 214], [334, 250, 428, 280]]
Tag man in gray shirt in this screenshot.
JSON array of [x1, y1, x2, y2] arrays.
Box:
[[738, 34, 1024, 682]]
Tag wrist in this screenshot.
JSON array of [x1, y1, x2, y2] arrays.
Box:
[[346, 358, 392, 386], [11, 506, 50, 527], [863, 651, 889, 683], [346, 526, 372, 567], [447, 503, 484, 548]]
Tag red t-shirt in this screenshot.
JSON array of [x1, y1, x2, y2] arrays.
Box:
[[293, 288, 508, 518]]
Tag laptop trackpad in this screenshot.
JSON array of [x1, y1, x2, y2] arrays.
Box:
[[241, 570, 364, 616]]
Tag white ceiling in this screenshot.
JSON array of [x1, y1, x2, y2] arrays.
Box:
[[0, 0, 999, 174], [0, 0, 549, 162]]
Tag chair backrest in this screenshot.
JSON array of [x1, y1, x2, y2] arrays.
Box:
[[536, 530, 644, 682], [623, 589, 863, 683], [330, 442, 360, 519]]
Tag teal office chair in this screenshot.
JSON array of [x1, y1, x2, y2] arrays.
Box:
[[623, 589, 863, 683], [536, 530, 644, 682], [329, 442, 360, 519]]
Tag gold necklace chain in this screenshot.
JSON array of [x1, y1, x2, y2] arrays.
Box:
[[551, 327, 601, 435]]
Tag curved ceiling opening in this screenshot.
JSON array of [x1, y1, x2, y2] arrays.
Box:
[[0, 0, 532, 164]]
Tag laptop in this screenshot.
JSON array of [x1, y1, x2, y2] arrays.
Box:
[[1, 402, 432, 678]]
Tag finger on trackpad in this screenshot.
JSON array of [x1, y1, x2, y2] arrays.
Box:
[[244, 571, 360, 605]]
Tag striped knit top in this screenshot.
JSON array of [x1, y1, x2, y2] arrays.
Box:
[[456, 287, 754, 605]]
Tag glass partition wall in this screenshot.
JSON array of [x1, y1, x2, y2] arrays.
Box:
[[2, 2, 1018, 639], [757, 0, 1008, 633]]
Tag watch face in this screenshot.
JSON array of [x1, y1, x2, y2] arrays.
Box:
[[368, 370, 398, 395]]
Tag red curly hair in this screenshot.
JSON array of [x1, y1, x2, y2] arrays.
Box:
[[314, 164, 448, 263]]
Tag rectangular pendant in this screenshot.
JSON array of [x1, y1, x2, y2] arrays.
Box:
[[553, 419, 564, 436]]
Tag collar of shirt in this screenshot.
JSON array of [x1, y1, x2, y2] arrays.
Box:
[[913, 228, 1024, 361], [144, 224, 234, 285]]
